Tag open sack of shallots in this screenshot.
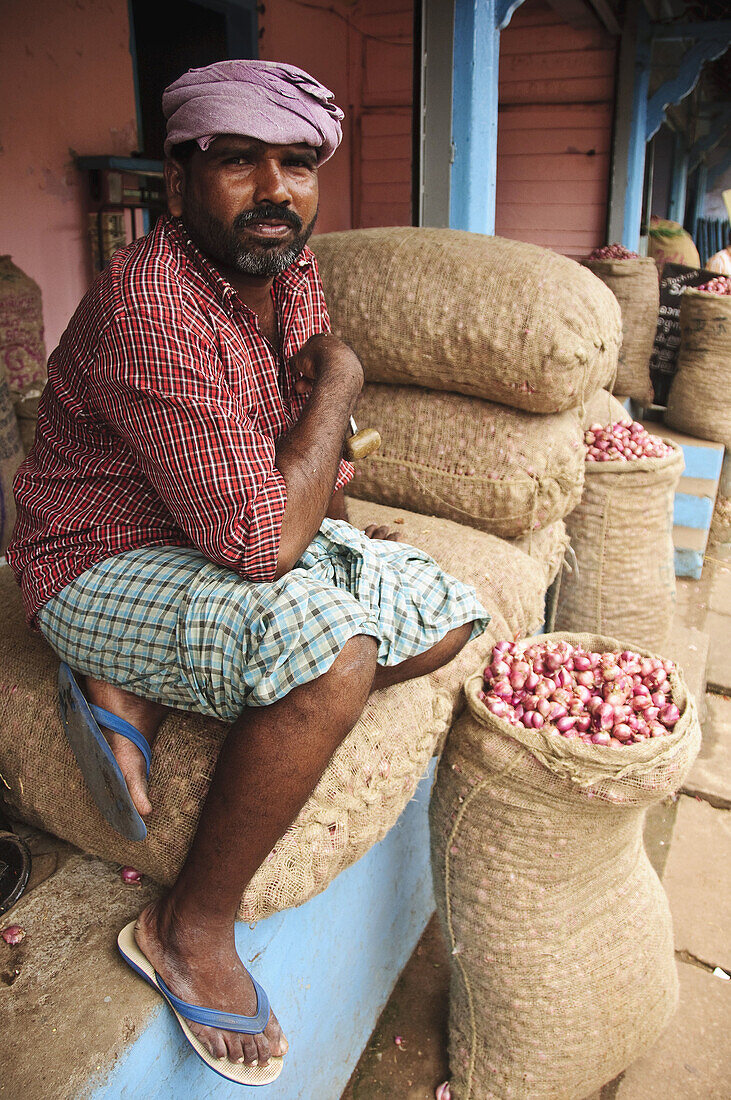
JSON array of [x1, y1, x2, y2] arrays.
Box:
[[556, 390, 684, 652], [430, 633, 701, 1100]]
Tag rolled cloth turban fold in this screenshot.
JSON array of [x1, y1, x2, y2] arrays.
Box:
[[163, 60, 344, 162]]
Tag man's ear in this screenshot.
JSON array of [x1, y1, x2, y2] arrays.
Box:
[[164, 159, 185, 217]]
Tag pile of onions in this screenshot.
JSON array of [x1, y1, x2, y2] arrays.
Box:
[[584, 420, 673, 462], [588, 244, 640, 261], [695, 275, 731, 296], [479, 639, 680, 746]]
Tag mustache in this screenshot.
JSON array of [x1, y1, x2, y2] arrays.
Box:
[[234, 204, 303, 233]]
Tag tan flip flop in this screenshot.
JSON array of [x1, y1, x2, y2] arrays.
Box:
[[117, 921, 284, 1086]]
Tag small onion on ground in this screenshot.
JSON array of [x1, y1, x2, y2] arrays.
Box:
[[121, 866, 143, 885], [479, 640, 679, 746], [695, 275, 731, 296], [584, 420, 673, 462], [2, 925, 26, 945], [587, 244, 640, 260]]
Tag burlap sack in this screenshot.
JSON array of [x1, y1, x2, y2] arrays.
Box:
[[582, 388, 631, 429], [0, 361, 23, 553], [348, 385, 584, 538], [0, 256, 46, 397], [647, 218, 700, 269], [664, 288, 731, 448], [0, 505, 555, 922], [582, 257, 658, 404], [555, 442, 684, 651], [430, 632, 701, 1100], [311, 228, 621, 413]]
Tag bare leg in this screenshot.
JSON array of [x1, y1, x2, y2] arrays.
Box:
[[84, 620, 477, 1064], [134, 633, 379, 1065]]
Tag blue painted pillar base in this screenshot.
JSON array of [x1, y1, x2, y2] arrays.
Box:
[[90, 761, 438, 1100]]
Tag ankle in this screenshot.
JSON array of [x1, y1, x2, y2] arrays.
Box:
[[145, 894, 235, 956]]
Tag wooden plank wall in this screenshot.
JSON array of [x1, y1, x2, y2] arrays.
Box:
[[347, 1, 414, 228], [496, 0, 618, 258]]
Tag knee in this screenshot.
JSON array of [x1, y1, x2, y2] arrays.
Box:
[[439, 621, 475, 665], [318, 633, 378, 722]]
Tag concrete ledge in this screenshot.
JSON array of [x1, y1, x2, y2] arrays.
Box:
[[1, 764, 437, 1100]]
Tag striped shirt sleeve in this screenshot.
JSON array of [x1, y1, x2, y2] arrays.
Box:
[[87, 307, 287, 581]]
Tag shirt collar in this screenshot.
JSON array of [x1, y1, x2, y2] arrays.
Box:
[[163, 216, 314, 317]]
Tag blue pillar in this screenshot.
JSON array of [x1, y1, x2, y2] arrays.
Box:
[[450, 0, 500, 233], [668, 131, 689, 224], [623, 8, 652, 249], [449, 0, 526, 234]]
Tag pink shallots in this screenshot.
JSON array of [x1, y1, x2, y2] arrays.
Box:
[[479, 640, 680, 746]]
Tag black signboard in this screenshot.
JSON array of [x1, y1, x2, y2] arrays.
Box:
[[650, 262, 717, 405]]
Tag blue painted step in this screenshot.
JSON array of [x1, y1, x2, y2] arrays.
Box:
[[640, 421, 725, 581], [90, 759, 438, 1100]]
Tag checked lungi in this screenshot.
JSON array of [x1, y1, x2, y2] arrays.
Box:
[[38, 519, 489, 722]]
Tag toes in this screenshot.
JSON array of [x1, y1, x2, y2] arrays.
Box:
[[254, 1031, 271, 1066], [197, 1026, 227, 1061], [265, 1013, 288, 1057], [127, 772, 152, 817], [223, 1032, 246, 1064], [241, 1035, 259, 1066]]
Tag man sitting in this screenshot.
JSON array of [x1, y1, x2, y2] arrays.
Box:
[[7, 60, 488, 1085]]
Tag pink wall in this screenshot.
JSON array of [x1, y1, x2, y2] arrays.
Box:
[[496, 0, 617, 259], [0, 0, 138, 355], [259, 0, 353, 235], [260, 0, 414, 234]]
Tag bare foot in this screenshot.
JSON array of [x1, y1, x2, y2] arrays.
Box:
[[135, 900, 288, 1065], [83, 677, 167, 818]]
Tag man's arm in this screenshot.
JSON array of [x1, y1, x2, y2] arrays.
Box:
[[273, 334, 362, 576]]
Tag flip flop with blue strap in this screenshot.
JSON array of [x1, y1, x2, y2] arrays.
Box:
[[117, 920, 284, 1086], [58, 662, 152, 842]]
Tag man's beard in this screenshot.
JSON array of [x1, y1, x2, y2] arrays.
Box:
[[181, 198, 318, 277]]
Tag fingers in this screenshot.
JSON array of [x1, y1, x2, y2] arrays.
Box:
[[364, 524, 401, 541], [293, 373, 313, 396]]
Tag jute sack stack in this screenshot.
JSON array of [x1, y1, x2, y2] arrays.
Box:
[[430, 632, 701, 1100], [0, 361, 23, 552], [348, 384, 584, 537], [555, 438, 683, 651], [664, 288, 731, 448], [0, 506, 555, 922], [582, 257, 658, 404], [311, 228, 621, 413]]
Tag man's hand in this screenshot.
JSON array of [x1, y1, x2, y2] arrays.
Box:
[[364, 523, 401, 542], [290, 333, 363, 398]]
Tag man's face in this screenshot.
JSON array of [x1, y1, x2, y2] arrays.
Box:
[[166, 135, 320, 277]]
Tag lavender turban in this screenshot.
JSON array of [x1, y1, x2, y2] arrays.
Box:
[[162, 60, 344, 162]]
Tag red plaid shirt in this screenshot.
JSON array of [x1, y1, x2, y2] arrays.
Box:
[[8, 216, 353, 624]]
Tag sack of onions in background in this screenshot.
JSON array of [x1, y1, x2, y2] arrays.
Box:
[[555, 415, 683, 651], [583, 245, 659, 406], [664, 276, 731, 449], [430, 634, 701, 1100]]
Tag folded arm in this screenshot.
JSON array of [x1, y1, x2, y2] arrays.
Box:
[[88, 314, 362, 580]]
